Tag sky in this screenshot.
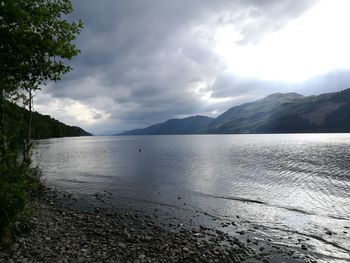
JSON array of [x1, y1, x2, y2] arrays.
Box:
[[34, 0, 350, 135]]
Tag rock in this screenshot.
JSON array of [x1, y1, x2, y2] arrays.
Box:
[[193, 233, 205, 238], [11, 243, 19, 251], [118, 242, 126, 248], [325, 230, 333, 235], [138, 254, 146, 261], [183, 247, 189, 252], [199, 225, 208, 231]]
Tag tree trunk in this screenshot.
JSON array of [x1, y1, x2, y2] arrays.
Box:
[[23, 89, 34, 163], [0, 87, 4, 130], [28, 89, 33, 142]]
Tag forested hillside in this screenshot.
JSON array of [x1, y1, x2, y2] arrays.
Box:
[[4, 101, 91, 139]]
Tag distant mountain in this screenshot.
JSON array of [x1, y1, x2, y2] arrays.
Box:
[[119, 115, 214, 135], [204, 92, 305, 133], [119, 88, 350, 135], [5, 101, 92, 139]]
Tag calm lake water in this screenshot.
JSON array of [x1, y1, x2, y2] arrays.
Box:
[[34, 134, 350, 262]]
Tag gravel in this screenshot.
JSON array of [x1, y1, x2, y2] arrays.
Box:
[[0, 189, 314, 263]]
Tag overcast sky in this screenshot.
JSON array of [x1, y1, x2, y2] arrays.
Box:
[[35, 0, 350, 135]]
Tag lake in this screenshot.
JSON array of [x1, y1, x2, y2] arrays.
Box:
[[34, 134, 350, 262]]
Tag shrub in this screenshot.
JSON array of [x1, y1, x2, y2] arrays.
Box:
[[0, 135, 42, 241], [0, 182, 26, 237]]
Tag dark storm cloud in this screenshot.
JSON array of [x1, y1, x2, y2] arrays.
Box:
[[37, 0, 340, 134]]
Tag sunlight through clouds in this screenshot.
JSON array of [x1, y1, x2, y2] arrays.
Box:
[[35, 98, 110, 126], [215, 0, 350, 82]]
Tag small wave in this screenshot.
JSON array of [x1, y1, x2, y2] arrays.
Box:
[[280, 206, 314, 216], [107, 195, 224, 220], [195, 191, 350, 221], [55, 178, 90, 184], [77, 172, 114, 179], [327, 214, 350, 221], [265, 225, 350, 255], [202, 193, 267, 205]]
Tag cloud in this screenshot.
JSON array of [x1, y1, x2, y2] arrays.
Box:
[[93, 113, 103, 120], [34, 0, 350, 134]]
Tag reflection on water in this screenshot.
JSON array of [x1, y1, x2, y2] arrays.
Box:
[[34, 134, 350, 261]]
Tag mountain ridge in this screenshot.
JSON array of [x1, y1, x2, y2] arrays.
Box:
[[118, 88, 350, 135], [119, 115, 214, 135]]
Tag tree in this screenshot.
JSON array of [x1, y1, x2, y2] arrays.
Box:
[[0, 0, 82, 238], [0, 0, 83, 127]]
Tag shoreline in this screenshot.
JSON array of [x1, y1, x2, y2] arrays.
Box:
[[0, 188, 317, 263]]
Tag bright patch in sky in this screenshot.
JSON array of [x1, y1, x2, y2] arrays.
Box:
[[35, 98, 110, 126], [215, 0, 350, 83]]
